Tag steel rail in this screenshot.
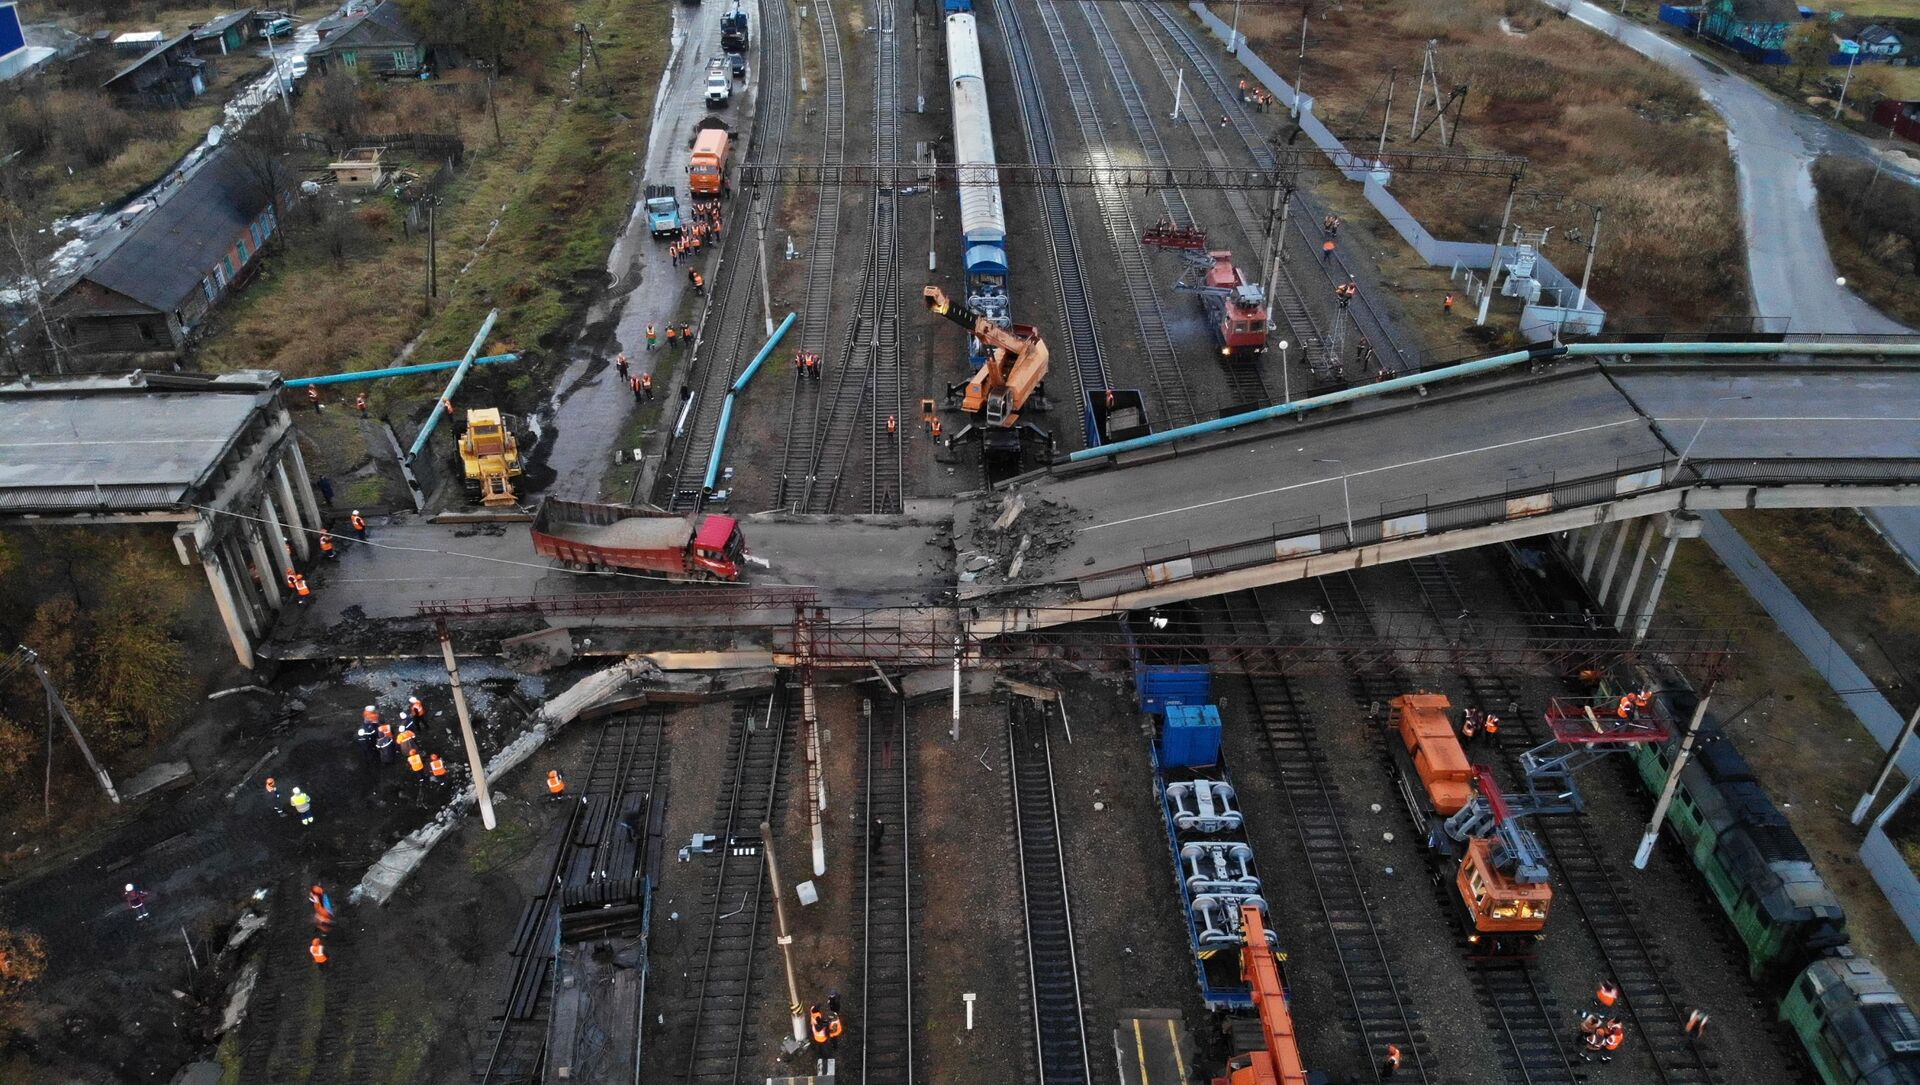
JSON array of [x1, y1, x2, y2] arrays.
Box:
[[1008, 695, 1093, 1084]]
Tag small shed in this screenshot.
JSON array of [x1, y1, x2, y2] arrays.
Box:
[[102, 31, 210, 108], [1855, 24, 1904, 58], [191, 10, 255, 56], [327, 147, 386, 189]]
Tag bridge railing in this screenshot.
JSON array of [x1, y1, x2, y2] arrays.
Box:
[[1077, 453, 1918, 599]]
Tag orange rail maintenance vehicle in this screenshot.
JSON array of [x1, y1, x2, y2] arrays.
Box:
[[1387, 692, 1553, 957]]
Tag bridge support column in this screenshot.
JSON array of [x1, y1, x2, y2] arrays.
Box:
[[1581, 521, 1615, 580], [275, 459, 311, 562], [221, 537, 268, 638], [1595, 516, 1635, 614], [261, 493, 293, 581], [286, 438, 327, 529], [200, 545, 257, 670], [1612, 517, 1660, 630], [246, 522, 284, 610], [1631, 513, 1702, 645]]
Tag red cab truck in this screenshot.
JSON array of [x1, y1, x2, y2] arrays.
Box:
[[688, 127, 730, 198], [531, 499, 746, 581]]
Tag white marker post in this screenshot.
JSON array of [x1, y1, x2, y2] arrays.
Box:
[[964, 992, 977, 1030]]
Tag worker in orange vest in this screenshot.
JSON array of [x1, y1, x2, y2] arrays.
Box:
[[375, 723, 395, 763], [1382, 1043, 1403, 1076], [307, 386, 322, 412], [1615, 694, 1634, 719], [349, 510, 368, 541], [284, 568, 311, 604], [395, 727, 417, 758], [886, 415, 897, 437], [407, 749, 425, 774], [1595, 979, 1620, 1008], [429, 753, 448, 779], [808, 1005, 829, 1048], [317, 528, 336, 560], [310, 937, 328, 965], [641, 371, 654, 399], [309, 884, 334, 932], [646, 323, 657, 350], [1322, 238, 1336, 260], [265, 776, 284, 816], [929, 417, 942, 440], [547, 770, 567, 800], [690, 269, 705, 294], [408, 695, 426, 723], [1443, 293, 1455, 315], [1632, 689, 1653, 712]]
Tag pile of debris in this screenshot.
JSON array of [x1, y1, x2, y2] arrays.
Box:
[[959, 490, 1082, 584]]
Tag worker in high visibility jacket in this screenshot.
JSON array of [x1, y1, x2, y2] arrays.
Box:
[[290, 787, 314, 826], [429, 753, 448, 779], [376, 723, 395, 763], [808, 1005, 829, 1047], [1632, 689, 1653, 711], [825, 1012, 845, 1046], [547, 770, 567, 799], [362, 705, 381, 728], [1595, 979, 1620, 1008], [665, 326, 678, 348], [355, 393, 368, 417], [395, 727, 417, 758], [310, 937, 328, 965], [408, 695, 426, 722], [310, 884, 334, 931], [646, 323, 657, 350], [285, 568, 311, 604], [317, 528, 336, 559], [407, 749, 425, 774], [641, 371, 654, 399], [349, 510, 368, 541]]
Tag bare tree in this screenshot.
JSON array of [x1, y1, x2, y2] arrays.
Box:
[[228, 106, 297, 249], [315, 73, 366, 141]]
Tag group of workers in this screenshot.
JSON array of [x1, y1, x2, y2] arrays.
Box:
[[1614, 688, 1657, 719], [263, 774, 316, 826], [309, 883, 336, 966], [1234, 77, 1276, 111], [357, 697, 453, 784], [1334, 278, 1359, 309], [794, 350, 823, 381], [667, 201, 724, 265], [1458, 705, 1501, 744], [1579, 980, 1627, 1062], [645, 320, 696, 352], [807, 992, 849, 1056]]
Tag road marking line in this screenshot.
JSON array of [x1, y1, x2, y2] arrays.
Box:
[[1084, 418, 1644, 534]]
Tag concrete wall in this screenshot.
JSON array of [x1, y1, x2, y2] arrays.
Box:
[[1862, 805, 1920, 945], [1187, 3, 1607, 335]]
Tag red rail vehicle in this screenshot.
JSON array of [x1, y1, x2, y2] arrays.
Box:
[[531, 499, 746, 581], [1196, 251, 1271, 359]]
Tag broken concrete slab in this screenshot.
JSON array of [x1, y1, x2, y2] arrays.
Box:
[[122, 760, 195, 801], [900, 667, 995, 705], [501, 626, 575, 674]]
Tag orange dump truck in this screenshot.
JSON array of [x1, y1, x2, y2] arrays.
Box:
[[688, 127, 730, 198], [531, 499, 745, 581]]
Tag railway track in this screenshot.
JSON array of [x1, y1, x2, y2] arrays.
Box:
[[990, 0, 1108, 437], [1474, 963, 1582, 1085], [1313, 572, 1403, 706], [776, 0, 848, 510], [660, 0, 798, 510], [1140, 3, 1420, 377], [474, 711, 669, 1085], [680, 686, 791, 1085], [1029, 0, 1196, 429], [1458, 676, 1719, 1085], [1007, 695, 1092, 1085], [802, 0, 903, 515], [857, 695, 914, 1084], [1220, 591, 1434, 1085]]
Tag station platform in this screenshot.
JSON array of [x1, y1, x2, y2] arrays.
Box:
[[1113, 1008, 1194, 1085]]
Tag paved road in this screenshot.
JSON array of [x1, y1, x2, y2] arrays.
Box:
[[1552, 0, 1912, 335], [535, 0, 757, 501]]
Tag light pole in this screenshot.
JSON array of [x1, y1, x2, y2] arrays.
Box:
[[1835, 45, 1861, 120], [1315, 457, 1354, 544], [1672, 393, 1752, 483], [1229, 0, 1243, 55], [1278, 339, 1291, 403]]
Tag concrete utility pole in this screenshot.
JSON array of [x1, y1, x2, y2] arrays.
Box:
[[1292, 2, 1310, 117], [1852, 703, 1920, 824], [1575, 204, 1602, 313], [763, 820, 808, 1043], [950, 637, 963, 742], [757, 197, 775, 336], [1634, 685, 1714, 869], [28, 653, 118, 805], [1475, 176, 1520, 325], [437, 619, 497, 831], [1229, 0, 1243, 54]]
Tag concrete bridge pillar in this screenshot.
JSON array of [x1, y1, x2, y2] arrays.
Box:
[[261, 492, 293, 581], [246, 522, 283, 610], [1612, 517, 1661, 630], [199, 545, 256, 670], [1595, 517, 1636, 612], [275, 458, 311, 562], [1581, 521, 1616, 580], [1632, 513, 1702, 644], [285, 439, 326, 532], [220, 536, 268, 638]]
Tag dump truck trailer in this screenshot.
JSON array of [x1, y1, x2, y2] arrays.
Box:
[[531, 499, 746, 581]]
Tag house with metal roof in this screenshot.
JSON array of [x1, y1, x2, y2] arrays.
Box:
[[100, 29, 211, 107], [49, 143, 295, 366], [306, 0, 430, 78], [191, 10, 255, 56]]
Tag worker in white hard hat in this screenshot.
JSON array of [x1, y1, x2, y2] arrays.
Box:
[[124, 883, 151, 920], [349, 509, 368, 541], [290, 787, 314, 826]]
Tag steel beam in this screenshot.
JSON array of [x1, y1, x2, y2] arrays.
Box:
[[735, 148, 1526, 190]]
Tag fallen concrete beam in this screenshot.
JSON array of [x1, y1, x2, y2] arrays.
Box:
[[348, 654, 659, 906]]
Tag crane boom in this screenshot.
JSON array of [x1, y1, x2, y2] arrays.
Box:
[[1227, 905, 1311, 1085], [923, 286, 1049, 429]]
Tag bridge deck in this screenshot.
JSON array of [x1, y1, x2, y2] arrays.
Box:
[[956, 360, 1920, 602]]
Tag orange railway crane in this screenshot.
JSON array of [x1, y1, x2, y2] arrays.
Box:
[[922, 285, 1053, 456], [1217, 904, 1313, 1085]]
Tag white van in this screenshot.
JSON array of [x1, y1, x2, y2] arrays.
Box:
[[705, 59, 730, 106]]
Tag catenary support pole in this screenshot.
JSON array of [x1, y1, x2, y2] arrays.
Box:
[[1852, 703, 1920, 825], [951, 638, 962, 743], [437, 619, 496, 831], [1475, 175, 1519, 325], [1634, 687, 1714, 869], [31, 657, 118, 803], [763, 819, 808, 1043]]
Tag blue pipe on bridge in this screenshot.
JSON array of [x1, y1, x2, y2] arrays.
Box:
[[407, 309, 500, 462], [1064, 339, 1920, 464], [705, 312, 797, 493], [282, 354, 520, 387]]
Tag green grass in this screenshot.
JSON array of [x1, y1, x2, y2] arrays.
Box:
[[1831, 0, 1920, 16]]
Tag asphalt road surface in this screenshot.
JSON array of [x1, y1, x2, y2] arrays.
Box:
[[1553, 0, 1912, 336]]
